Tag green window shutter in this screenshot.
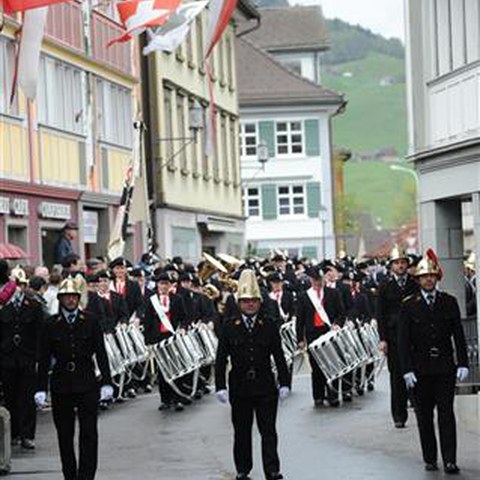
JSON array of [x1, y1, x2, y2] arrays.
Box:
[[302, 246, 318, 259], [307, 181, 321, 218], [258, 121, 275, 158], [261, 183, 277, 220], [305, 119, 320, 156]]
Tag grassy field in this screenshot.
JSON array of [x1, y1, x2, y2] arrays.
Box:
[[323, 53, 407, 157]]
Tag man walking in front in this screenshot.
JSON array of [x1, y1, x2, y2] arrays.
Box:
[[215, 269, 290, 480]]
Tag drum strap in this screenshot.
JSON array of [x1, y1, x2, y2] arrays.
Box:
[[307, 288, 332, 328], [150, 295, 175, 333]]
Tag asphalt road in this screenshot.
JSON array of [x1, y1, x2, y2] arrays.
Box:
[[10, 370, 480, 480]]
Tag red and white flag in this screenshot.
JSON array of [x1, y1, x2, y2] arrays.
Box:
[[1, 0, 66, 14], [108, 0, 181, 46], [143, 0, 208, 54], [204, 0, 237, 59]]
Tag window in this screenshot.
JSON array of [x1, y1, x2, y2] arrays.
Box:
[[38, 56, 84, 134], [176, 92, 187, 171], [7, 225, 28, 252], [278, 185, 305, 216], [96, 78, 133, 147], [230, 117, 239, 184], [280, 59, 302, 76], [226, 34, 233, 86], [240, 122, 257, 157], [218, 38, 225, 83], [189, 97, 198, 175], [244, 187, 261, 217], [196, 16, 204, 68], [0, 37, 18, 115], [201, 103, 209, 177], [276, 121, 303, 155], [164, 88, 174, 162], [221, 114, 229, 181], [186, 30, 194, 64]]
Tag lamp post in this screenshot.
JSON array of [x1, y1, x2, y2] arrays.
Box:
[[241, 141, 270, 187], [319, 205, 328, 260]]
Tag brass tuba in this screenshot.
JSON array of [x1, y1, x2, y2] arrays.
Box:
[[198, 252, 228, 283]]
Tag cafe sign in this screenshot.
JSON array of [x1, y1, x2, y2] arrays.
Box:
[[39, 202, 71, 220], [0, 197, 9, 215]]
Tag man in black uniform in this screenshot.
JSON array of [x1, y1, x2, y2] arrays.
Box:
[[215, 269, 290, 480], [377, 246, 419, 428], [35, 277, 113, 480], [0, 266, 44, 449], [398, 254, 469, 474], [296, 265, 345, 407]]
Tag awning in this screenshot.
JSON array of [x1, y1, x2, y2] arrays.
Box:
[[0, 243, 29, 260]]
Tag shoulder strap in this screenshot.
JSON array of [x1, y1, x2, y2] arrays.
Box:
[[150, 295, 175, 333]]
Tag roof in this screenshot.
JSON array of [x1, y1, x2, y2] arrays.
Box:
[[236, 37, 344, 108], [236, 0, 261, 20], [245, 6, 329, 52]]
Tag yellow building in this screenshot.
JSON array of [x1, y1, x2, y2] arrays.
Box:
[[145, 0, 259, 261], [0, 3, 143, 265]]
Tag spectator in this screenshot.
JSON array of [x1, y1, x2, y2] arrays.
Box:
[[44, 269, 62, 315], [54, 222, 78, 265]]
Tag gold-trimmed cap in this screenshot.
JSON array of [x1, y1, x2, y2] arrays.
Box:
[[237, 269, 262, 300]]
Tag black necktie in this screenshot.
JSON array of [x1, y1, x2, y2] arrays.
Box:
[[244, 316, 254, 332], [14, 296, 22, 311], [398, 278, 406, 289], [67, 313, 76, 324], [426, 294, 435, 309]]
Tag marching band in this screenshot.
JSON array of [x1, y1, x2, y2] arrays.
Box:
[[0, 246, 471, 479]]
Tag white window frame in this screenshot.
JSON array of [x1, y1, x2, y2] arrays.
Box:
[[275, 120, 304, 156], [277, 184, 306, 217], [240, 122, 258, 158], [243, 186, 262, 218], [0, 37, 19, 116]]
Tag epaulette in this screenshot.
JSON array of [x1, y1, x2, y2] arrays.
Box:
[[402, 294, 417, 303]]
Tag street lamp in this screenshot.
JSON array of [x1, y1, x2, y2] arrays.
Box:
[[157, 99, 204, 168], [241, 142, 271, 187], [319, 205, 328, 260]]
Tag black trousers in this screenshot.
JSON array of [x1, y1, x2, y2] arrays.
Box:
[[51, 390, 99, 480], [230, 394, 280, 478], [2, 362, 36, 440], [413, 373, 457, 465], [307, 350, 338, 403], [386, 340, 408, 424], [157, 370, 182, 404]]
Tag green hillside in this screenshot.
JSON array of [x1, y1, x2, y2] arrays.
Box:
[[323, 52, 407, 157]]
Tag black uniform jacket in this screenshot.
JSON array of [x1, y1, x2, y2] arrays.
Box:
[[377, 275, 419, 342], [0, 294, 44, 367], [347, 289, 373, 322], [143, 293, 187, 345], [113, 279, 144, 319], [215, 313, 289, 398], [398, 291, 469, 376], [97, 292, 128, 334], [37, 310, 112, 394], [270, 289, 296, 326], [296, 287, 345, 344]]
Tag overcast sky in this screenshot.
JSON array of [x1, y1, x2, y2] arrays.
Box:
[[292, 0, 405, 41]]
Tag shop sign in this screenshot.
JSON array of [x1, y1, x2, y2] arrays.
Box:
[[11, 198, 29, 216], [83, 210, 99, 244], [39, 202, 71, 220], [0, 197, 9, 215]]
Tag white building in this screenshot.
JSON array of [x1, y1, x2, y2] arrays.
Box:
[[237, 6, 344, 260], [405, 0, 480, 314]]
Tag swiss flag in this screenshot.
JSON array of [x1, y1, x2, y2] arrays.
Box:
[[108, 0, 181, 46], [1, 0, 67, 14]]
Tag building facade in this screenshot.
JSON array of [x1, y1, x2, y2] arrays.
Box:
[[405, 0, 480, 315], [0, 2, 144, 266], [145, 1, 259, 262], [237, 6, 344, 260]]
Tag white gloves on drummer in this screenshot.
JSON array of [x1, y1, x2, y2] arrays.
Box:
[[456, 367, 469, 382], [279, 386, 290, 401], [100, 385, 114, 402], [34, 391, 47, 408], [216, 389, 229, 404], [403, 371, 417, 389]]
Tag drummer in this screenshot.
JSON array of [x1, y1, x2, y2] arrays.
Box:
[[296, 265, 345, 407], [144, 271, 187, 412]]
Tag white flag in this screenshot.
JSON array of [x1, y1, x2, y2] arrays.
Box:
[[143, 1, 208, 54], [17, 7, 48, 100]]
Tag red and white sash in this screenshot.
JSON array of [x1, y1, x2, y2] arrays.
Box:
[[270, 291, 288, 321], [306, 287, 332, 328], [150, 294, 175, 333]]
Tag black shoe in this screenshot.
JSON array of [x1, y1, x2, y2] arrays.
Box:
[[144, 384, 153, 393], [314, 399, 324, 408], [356, 388, 365, 396], [21, 438, 35, 450], [424, 463, 438, 471], [328, 399, 340, 407], [174, 402, 184, 412], [367, 382, 374, 391], [126, 388, 137, 399], [181, 398, 192, 406], [99, 401, 110, 411], [10, 437, 20, 447], [158, 403, 171, 411], [236, 474, 251, 480], [194, 391, 203, 400], [202, 385, 212, 395], [267, 473, 284, 480], [394, 421, 406, 428], [343, 393, 353, 402], [444, 463, 460, 474]]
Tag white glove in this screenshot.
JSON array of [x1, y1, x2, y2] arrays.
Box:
[[403, 371, 417, 389], [279, 386, 290, 401], [34, 391, 47, 408], [100, 385, 114, 402], [216, 389, 228, 404], [456, 367, 469, 382]]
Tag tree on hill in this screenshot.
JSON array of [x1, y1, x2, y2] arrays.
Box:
[[323, 18, 404, 65]]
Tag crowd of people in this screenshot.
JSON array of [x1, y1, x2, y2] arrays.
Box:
[[0, 244, 472, 479]]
